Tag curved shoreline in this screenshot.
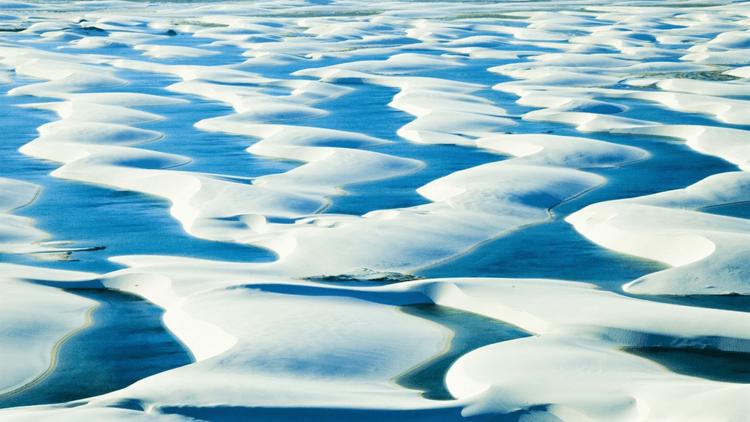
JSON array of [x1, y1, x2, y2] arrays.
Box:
[[0, 288, 192, 409], [0, 305, 95, 402]]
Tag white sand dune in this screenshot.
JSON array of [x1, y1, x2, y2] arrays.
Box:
[[296, 67, 517, 146], [0, 178, 47, 254], [569, 171, 750, 295]]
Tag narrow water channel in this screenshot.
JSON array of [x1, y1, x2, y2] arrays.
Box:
[[397, 304, 528, 400], [625, 347, 750, 384], [0, 288, 192, 409]]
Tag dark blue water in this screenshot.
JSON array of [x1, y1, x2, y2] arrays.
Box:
[[419, 131, 735, 288], [0, 86, 276, 273], [412, 68, 738, 289], [310, 81, 505, 214], [0, 289, 192, 409], [398, 304, 528, 400], [625, 347, 750, 383], [2, 15, 749, 412]]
